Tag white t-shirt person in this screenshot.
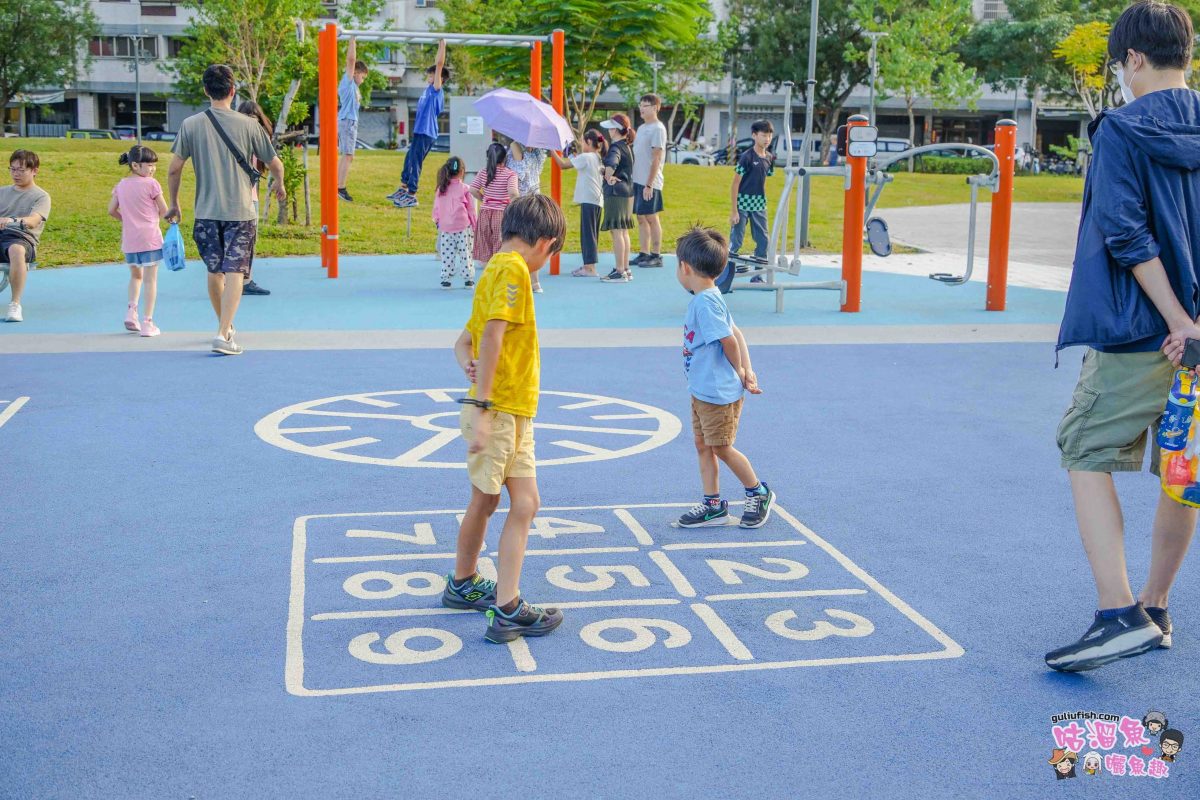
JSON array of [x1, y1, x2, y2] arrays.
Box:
[[632, 120, 667, 191], [570, 151, 603, 206]]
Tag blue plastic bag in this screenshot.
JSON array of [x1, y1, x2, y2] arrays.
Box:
[[163, 223, 186, 272]]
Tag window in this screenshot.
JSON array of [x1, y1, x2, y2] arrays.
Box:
[[416, 0, 438, 8], [166, 37, 190, 58], [982, 1, 1009, 20], [89, 36, 160, 59]]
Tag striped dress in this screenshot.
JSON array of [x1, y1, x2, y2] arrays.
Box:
[[470, 165, 518, 263]]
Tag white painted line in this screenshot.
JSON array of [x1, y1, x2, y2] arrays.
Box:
[[311, 597, 681, 620], [590, 413, 655, 420], [548, 440, 613, 456], [507, 637, 537, 672], [489, 546, 640, 557], [613, 508, 654, 545], [422, 390, 456, 403], [551, 598, 679, 610], [648, 551, 696, 598], [285, 517, 310, 697], [663, 540, 807, 551], [277, 425, 353, 435], [296, 503, 703, 521], [349, 396, 401, 408], [297, 409, 416, 421], [771, 505, 965, 659], [557, 398, 614, 410], [705, 589, 869, 602], [314, 436, 380, 453], [388, 429, 460, 464], [313, 552, 458, 564], [537, 422, 658, 436], [0, 396, 29, 430], [477, 557, 497, 582], [691, 603, 754, 661]]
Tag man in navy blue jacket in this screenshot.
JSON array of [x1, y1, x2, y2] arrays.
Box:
[[1050, 1, 1200, 672]]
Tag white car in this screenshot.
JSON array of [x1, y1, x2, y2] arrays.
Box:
[[666, 144, 715, 166]]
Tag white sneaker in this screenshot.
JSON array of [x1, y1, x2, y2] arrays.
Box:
[[211, 335, 243, 355], [5, 302, 22, 322]]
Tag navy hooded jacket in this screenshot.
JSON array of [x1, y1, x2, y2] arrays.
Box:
[[1057, 88, 1200, 357]]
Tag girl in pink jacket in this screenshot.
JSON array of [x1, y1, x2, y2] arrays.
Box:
[[432, 156, 477, 289]]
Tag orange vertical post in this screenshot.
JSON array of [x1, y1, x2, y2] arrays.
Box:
[[550, 30, 565, 276], [987, 119, 1016, 311], [529, 41, 542, 99], [318, 23, 339, 278], [840, 115, 869, 312]]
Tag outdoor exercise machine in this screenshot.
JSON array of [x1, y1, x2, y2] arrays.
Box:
[[316, 25, 566, 279]]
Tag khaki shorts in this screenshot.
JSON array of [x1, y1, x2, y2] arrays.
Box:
[[692, 397, 743, 447], [460, 407, 536, 495], [1057, 348, 1176, 474]]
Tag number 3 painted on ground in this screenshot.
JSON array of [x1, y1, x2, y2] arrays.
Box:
[[348, 628, 462, 664], [545, 565, 651, 592], [766, 609, 875, 641], [706, 557, 810, 585]]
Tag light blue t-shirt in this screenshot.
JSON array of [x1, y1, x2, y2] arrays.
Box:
[[683, 288, 743, 404], [413, 84, 445, 139], [338, 73, 360, 122]]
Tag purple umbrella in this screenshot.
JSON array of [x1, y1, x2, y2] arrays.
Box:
[[472, 88, 574, 151]]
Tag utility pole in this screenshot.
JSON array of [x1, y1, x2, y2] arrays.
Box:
[[125, 33, 152, 144], [649, 57, 665, 95], [797, 0, 819, 250], [864, 31, 888, 127]]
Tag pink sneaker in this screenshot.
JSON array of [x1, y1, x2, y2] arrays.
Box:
[[125, 304, 140, 332], [140, 318, 161, 337]]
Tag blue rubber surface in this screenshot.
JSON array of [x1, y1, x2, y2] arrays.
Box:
[[0, 254, 1066, 335], [3, 343, 1195, 797]]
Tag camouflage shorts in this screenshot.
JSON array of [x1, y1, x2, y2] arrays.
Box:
[[193, 219, 257, 276]]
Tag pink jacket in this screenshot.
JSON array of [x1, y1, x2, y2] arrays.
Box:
[[432, 179, 476, 234]]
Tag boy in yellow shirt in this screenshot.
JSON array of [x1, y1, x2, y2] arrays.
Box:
[[445, 194, 567, 643]]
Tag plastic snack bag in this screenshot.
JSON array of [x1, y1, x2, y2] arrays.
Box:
[[163, 222, 186, 272]]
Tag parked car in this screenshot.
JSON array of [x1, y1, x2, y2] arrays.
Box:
[[112, 126, 167, 141], [143, 130, 177, 142], [665, 144, 715, 166], [430, 133, 450, 153], [65, 129, 119, 140]]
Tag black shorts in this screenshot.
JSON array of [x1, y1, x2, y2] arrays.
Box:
[[633, 184, 663, 216], [193, 219, 257, 276], [0, 231, 35, 263]]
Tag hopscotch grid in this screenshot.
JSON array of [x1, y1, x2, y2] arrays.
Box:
[[287, 502, 965, 696], [311, 598, 683, 621]]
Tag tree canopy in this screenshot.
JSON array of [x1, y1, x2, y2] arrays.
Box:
[[0, 1, 98, 121]]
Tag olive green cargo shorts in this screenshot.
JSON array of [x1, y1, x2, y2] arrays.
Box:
[[1057, 348, 1176, 474]]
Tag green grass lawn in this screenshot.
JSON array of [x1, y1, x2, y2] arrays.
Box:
[[8, 137, 1084, 267]]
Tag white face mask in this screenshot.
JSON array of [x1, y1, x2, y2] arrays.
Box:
[[1116, 62, 1137, 104]]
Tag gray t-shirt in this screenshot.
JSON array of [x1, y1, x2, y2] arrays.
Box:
[[0, 184, 52, 246], [632, 121, 667, 190], [172, 107, 277, 221]]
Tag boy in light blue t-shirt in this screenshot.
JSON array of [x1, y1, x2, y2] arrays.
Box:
[[675, 226, 775, 529]]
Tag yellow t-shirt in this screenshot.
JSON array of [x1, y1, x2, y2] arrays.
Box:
[[466, 251, 540, 418]]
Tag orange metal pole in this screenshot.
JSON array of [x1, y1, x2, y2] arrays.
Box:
[[986, 119, 1016, 311], [840, 115, 868, 312], [319, 23, 339, 278], [530, 41, 542, 99], [550, 30, 565, 276], [318, 26, 329, 272]]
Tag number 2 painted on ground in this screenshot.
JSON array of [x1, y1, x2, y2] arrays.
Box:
[[706, 557, 810, 585]]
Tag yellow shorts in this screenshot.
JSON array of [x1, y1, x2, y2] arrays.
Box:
[[460, 406, 536, 495]]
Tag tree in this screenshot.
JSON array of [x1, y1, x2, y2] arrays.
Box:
[[1053, 21, 1110, 118], [732, 1, 871, 160], [0, 2, 98, 124], [852, 0, 980, 159], [428, 0, 519, 95], [435, 0, 713, 137], [619, 23, 725, 142]]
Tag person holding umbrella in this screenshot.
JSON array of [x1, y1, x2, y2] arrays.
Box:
[[506, 140, 549, 292], [599, 114, 636, 283]]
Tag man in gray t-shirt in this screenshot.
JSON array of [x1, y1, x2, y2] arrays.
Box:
[[0, 149, 52, 323], [632, 94, 667, 269], [167, 64, 284, 356]]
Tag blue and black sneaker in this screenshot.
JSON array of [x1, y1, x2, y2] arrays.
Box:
[[676, 500, 730, 528], [1146, 606, 1173, 649], [484, 599, 564, 643], [1045, 603, 1163, 672], [739, 484, 775, 529], [441, 573, 497, 612]]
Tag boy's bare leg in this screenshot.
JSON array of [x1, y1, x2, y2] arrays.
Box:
[[637, 214, 650, 255], [337, 153, 353, 188], [455, 487, 499, 581], [1139, 490, 1199, 608], [7, 244, 26, 303], [495, 476, 540, 607], [695, 434, 720, 495], [713, 444, 759, 489], [647, 213, 662, 254], [1069, 470, 1136, 609], [207, 272, 223, 322], [218, 272, 244, 338]]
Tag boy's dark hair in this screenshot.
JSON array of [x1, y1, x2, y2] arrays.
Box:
[[676, 226, 729, 278], [501, 194, 566, 253], [1108, 1, 1194, 69], [426, 64, 451, 82], [118, 145, 158, 168], [639, 93, 662, 107], [750, 119, 775, 135], [1161, 729, 1184, 746], [202, 64, 236, 100], [354, 60, 368, 74], [9, 149, 39, 170]]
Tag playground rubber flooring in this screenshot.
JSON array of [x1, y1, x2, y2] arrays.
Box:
[[2, 255, 1196, 797]]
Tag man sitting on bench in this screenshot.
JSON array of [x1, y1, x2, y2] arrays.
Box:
[[1, 149, 52, 323]]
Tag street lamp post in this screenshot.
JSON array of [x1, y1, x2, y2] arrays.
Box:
[[864, 32, 888, 127], [125, 33, 152, 144], [649, 57, 665, 95]]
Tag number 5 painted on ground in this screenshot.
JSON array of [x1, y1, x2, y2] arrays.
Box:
[[766, 609, 875, 641], [706, 557, 810, 585], [545, 565, 651, 592]]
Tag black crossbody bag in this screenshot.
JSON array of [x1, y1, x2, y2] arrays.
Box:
[[205, 109, 262, 187]]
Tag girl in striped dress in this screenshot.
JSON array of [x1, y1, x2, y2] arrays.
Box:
[[469, 143, 519, 268]]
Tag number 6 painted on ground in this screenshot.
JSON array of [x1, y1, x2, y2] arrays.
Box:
[[579, 618, 692, 652], [766, 609, 875, 641], [545, 565, 651, 592]]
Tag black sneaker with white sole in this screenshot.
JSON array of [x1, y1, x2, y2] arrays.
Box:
[[1045, 604, 1163, 672], [338, 187, 354, 202], [485, 599, 564, 643], [739, 484, 775, 528], [676, 500, 729, 528], [1145, 606, 1173, 649], [639, 255, 663, 268]]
